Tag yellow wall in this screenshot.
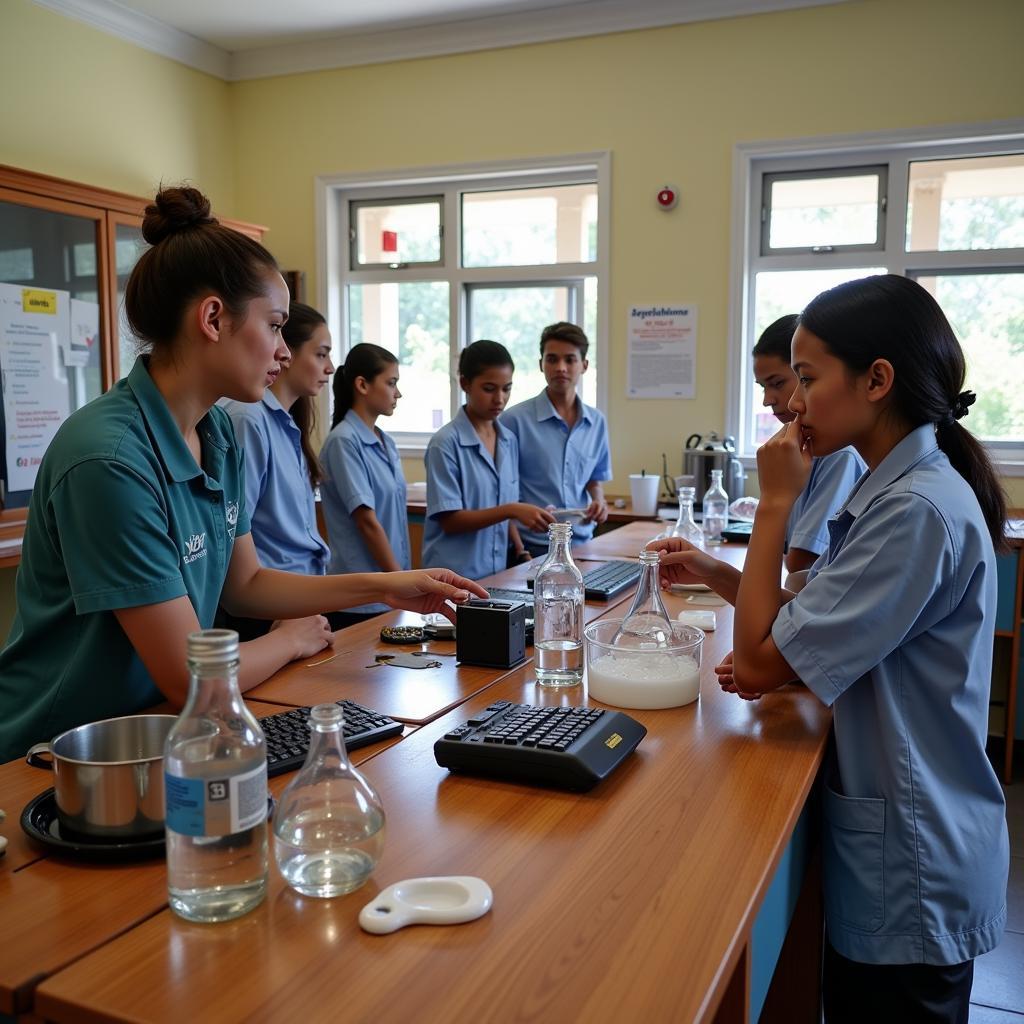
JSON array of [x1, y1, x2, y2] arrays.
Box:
[[1, 0, 234, 210]]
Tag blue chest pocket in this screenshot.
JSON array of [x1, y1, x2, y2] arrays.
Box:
[[823, 782, 886, 933]]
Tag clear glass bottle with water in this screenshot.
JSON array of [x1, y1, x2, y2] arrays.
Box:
[[616, 549, 674, 648], [274, 704, 385, 898], [533, 521, 584, 687], [164, 629, 268, 923], [702, 469, 729, 546], [670, 486, 705, 550]]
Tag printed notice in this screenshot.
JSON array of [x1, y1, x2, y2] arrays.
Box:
[[0, 283, 72, 491], [626, 304, 697, 399]]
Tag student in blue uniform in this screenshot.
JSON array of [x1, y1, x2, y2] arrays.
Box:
[[422, 340, 554, 579], [502, 322, 611, 557], [752, 313, 865, 573], [654, 275, 1008, 1023], [320, 343, 410, 630], [0, 185, 485, 764], [220, 301, 334, 637]]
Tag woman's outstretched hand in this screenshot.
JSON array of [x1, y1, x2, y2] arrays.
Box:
[[381, 569, 490, 622]]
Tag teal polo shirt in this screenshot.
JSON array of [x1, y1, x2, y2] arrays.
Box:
[[0, 357, 250, 763]]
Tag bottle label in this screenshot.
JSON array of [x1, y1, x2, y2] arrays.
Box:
[[165, 761, 268, 837]]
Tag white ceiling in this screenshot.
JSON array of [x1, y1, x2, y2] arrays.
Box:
[[33, 0, 849, 80]]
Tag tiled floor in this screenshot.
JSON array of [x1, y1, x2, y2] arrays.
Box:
[[971, 759, 1024, 1021]]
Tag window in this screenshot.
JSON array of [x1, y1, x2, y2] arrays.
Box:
[[321, 156, 608, 448], [731, 129, 1024, 468]]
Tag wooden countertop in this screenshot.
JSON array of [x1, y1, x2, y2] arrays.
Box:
[[32, 582, 831, 1024]]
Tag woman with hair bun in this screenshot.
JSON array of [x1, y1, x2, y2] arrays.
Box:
[[653, 274, 1009, 1022], [319, 344, 411, 630], [0, 185, 486, 763], [220, 301, 334, 638]]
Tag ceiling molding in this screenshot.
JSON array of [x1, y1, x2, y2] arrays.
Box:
[[31, 0, 848, 82], [33, 0, 230, 78]]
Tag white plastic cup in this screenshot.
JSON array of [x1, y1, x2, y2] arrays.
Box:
[[629, 473, 660, 517]]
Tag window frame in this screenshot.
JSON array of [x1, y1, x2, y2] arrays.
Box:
[[727, 121, 1024, 475], [316, 154, 610, 454], [761, 164, 888, 256], [348, 194, 445, 269]]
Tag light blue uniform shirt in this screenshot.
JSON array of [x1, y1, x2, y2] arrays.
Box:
[[320, 410, 410, 614], [222, 391, 329, 575], [772, 424, 1008, 965], [422, 407, 519, 580], [785, 447, 865, 557], [501, 391, 611, 549]]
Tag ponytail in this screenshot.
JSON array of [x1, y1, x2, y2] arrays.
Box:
[[799, 275, 1007, 552], [332, 344, 398, 428]]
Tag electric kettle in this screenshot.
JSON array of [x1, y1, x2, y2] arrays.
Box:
[[682, 432, 745, 500]]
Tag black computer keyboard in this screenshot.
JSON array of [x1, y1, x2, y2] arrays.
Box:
[[433, 699, 646, 790], [261, 699, 404, 777], [526, 559, 641, 600]]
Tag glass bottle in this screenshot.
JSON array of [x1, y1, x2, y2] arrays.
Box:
[[274, 704, 385, 898], [533, 521, 585, 687], [616, 549, 674, 647], [670, 486, 705, 549], [702, 468, 729, 546], [164, 629, 268, 923]]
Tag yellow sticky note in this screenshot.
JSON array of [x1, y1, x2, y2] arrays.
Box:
[[22, 289, 58, 315]]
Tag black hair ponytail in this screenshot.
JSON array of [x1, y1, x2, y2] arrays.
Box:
[[332, 344, 398, 428], [799, 275, 1007, 552]]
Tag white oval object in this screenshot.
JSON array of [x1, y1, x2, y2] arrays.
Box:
[[359, 875, 493, 934]]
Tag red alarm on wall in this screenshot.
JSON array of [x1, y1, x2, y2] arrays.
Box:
[[656, 185, 679, 211]]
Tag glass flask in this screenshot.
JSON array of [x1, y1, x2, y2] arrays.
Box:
[[615, 549, 674, 648], [164, 629, 269, 923], [702, 468, 729, 546], [533, 522, 585, 687], [670, 486, 705, 549], [274, 704, 386, 897]]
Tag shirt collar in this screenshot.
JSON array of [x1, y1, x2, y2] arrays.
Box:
[[844, 423, 938, 518], [453, 406, 509, 449], [262, 388, 300, 431], [344, 408, 383, 447], [536, 390, 591, 424], [127, 356, 218, 484]]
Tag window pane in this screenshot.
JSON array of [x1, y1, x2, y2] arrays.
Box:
[[114, 224, 149, 378], [916, 273, 1024, 442], [462, 184, 597, 267], [346, 281, 450, 434], [750, 268, 886, 446], [906, 154, 1024, 252], [767, 172, 881, 250], [466, 285, 578, 407], [352, 199, 441, 265]]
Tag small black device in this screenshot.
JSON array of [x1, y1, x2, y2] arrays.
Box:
[[433, 699, 646, 791], [722, 521, 754, 544], [527, 560, 642, 601], [455, 598, 527, 668], [261, 699, 404, 777]]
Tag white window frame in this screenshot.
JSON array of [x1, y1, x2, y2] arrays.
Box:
[[727, 120, 1024, 476], [316, 153, 610, 454]]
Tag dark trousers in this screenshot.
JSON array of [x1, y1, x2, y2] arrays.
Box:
[[823, 940, 974, 1024]]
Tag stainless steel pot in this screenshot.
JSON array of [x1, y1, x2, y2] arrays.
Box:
[[26, 714, 176, 839]]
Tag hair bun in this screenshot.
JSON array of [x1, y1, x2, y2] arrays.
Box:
[[142, 185, 216, 245]]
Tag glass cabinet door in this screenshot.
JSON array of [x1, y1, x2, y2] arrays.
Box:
[[110, 217, 148, 378], [0, 195, 106, 508]]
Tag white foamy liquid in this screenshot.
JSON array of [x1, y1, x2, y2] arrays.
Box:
[[588, 653, 700, 709]]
